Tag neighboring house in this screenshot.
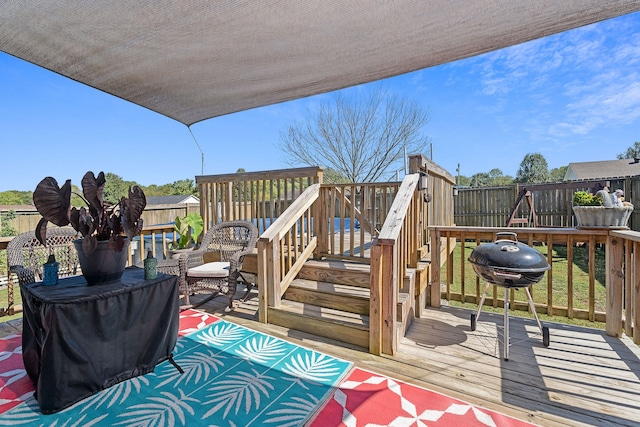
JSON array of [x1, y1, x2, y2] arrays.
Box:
[[145, 195, 200, 205], [564, 158, 640, 181]]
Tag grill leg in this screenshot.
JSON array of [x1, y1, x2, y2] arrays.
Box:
[[471, 282, 491, 331], [504, 286, 510, 361], [524, 286, 543, 333]]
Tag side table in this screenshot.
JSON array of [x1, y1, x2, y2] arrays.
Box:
[[21, 268, 179, 414]]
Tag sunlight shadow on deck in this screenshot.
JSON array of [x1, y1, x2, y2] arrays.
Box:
[[398, 306, 640, 427]]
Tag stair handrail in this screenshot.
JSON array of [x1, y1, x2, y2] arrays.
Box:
[[369, 173, 421, 355], [257, 184, 320, 322]]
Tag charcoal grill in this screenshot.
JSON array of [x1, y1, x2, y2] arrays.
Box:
[[468, 232, 550, 360]]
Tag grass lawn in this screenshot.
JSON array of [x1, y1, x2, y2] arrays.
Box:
[[443, 241, 607, 329], [0, 285, 22, 322]]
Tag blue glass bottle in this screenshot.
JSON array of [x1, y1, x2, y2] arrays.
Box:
[[43, 254, 59, 285]]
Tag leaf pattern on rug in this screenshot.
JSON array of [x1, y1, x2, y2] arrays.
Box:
[[0, 370, 27, 389], [155, 349, 226, 388], [201, 368, 276, 419], [283, 351, 346, 387], [192, 321, 246, 348], [263, 393, 321, 427], [234, 335, 289, 364], [0, 319, 352, 427], [113, 390, 198, 427], [80, 375, 150, 413]]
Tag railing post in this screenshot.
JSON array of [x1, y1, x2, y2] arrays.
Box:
[[369, 240, 382, 355], [257, 236, 282, 323], [606, 233, 624, 336], [634, 241, 640, 345], [315, 187, 328, 258], [430, 228, 441, 308], [382, 242, 398, 355]]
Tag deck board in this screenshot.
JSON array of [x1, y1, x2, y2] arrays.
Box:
[[3, 289, 640, 427]]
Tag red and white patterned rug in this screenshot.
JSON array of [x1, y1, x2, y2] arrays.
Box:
[[309, 367, 536, 427], [0, 310, 536, 426]]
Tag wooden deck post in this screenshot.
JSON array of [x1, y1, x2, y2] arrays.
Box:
[[606, 233, 624, 336], [430, 228, 441, 308], [369, 241, 383, 355]]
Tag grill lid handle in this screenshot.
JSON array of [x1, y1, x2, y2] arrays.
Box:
[[495, 232, 518, 242]]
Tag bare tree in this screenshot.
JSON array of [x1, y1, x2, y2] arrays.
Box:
[[279, 86, 430, 183]]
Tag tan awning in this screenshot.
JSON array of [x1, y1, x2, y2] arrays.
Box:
[[1, 1, 639, 126]]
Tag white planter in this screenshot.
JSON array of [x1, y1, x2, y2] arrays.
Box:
[[572, 205, 633, 229]]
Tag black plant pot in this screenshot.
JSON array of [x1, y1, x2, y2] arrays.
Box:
[[73, 238, 129, 285]]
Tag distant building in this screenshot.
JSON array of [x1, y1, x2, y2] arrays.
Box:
[[564, 158, 640, 181], [145, 195, 200, 205]]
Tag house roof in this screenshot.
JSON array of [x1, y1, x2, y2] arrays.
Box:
[[146, 195, 200, 206], [564, 159, 640, 181], [1, 1, 638, 126]]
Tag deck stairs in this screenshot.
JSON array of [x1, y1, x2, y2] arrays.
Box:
[[266, 258, 416, 350]]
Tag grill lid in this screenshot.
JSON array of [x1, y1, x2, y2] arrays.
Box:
[[468, 232, 550, 273]]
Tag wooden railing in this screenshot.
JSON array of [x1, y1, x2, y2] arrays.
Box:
[[316, 182, 401, 261], [257, 184, 320, 322], [196, 167, 323, 232], [370, 174, 422, 355], [428, 226, 639, 345], [126, 224, 178, 265], [607, 230, 639, 343]]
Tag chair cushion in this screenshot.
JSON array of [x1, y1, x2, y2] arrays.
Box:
[[187, 262, 230, 278]]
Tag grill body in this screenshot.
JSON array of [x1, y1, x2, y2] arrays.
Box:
[[468, 232, 550, 360]]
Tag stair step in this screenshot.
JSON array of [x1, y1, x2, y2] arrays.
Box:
[[298, 259, 370, 288], [285, 278, 370, 315], [267, 299, 369, 349]]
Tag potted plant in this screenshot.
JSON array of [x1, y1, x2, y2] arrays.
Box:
[[167, 212, 204, 259], [33, 171, 146, 284], [572, 189, 633, 229]]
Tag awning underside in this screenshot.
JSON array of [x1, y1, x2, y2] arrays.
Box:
[[1, 1, 639, 126]]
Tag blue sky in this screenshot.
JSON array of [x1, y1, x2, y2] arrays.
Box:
[[1, 12, 639, 192]]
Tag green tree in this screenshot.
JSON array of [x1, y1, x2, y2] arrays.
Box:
[[103, 173, 138, 203], [0, 190, 33, 205], [456, 175, 472, 186], [549, 165, 568, 182], [468, 169, 512, 187], [323, 167, 349, 184], [617, 141, 640, 159], [0, 210, 18, 237], [515, 153, 549, 184], [279, 85, 431, 183], [169, 179, 197, 196]]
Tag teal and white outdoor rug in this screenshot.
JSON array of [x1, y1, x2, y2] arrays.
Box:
[[0, 319, 353, 426]]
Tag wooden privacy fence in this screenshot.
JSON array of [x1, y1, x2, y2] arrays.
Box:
[[454, 178, 635, 228]]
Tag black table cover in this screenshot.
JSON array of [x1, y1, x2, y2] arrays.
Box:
[[21, 268, 179, 414]]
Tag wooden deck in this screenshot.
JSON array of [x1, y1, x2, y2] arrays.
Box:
[[4, 289, 640, 427]]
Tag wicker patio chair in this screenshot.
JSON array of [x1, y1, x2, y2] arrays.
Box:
[[169, 220, 259, 311], [7, 227, 80, 286]]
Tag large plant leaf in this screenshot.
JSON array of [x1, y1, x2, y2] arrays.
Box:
[[185, 212, 204, 243], [33, 177, 72, 227], [69, 207, 94, 237], [81, 171, 106, 223], [34, 217, 49, 246], [121, 186, 146, 240]]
